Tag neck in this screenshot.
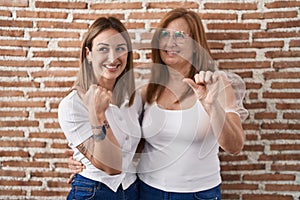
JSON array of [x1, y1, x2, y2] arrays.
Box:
[[168, 63, 191, 84], [97, 77, 116, 91], [165, 68, 190, 98]]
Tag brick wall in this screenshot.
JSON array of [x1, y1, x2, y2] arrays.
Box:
[[0, 0, 299, 199]]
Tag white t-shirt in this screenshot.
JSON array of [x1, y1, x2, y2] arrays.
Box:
[[58, 90, 142, 192], [138, 72, 248, 193], [138, 101, 221, 192]]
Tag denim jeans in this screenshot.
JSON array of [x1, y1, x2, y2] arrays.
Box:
[[67, 174, 139, 200], [139, 180, 221, 200]]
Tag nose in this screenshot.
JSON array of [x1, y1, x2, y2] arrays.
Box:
[[106, 49, 117, 64], [165, 35, 177, 46]]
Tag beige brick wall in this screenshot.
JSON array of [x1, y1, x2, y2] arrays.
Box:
[[0, 0, 299, 199]]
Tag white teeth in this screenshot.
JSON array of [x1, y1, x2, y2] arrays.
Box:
[[104, 65, 118, 69], [166, 51, 178, 55]]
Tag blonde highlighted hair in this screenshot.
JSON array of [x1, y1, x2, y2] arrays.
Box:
[[74, 17, 135, 107]]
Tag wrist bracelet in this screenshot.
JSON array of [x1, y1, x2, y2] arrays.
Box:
[[93, 125, 106, 141], [91, 120, 110, 129], [91, 120, 109, 141]]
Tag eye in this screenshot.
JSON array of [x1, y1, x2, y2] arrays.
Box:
[[175, 31, 185, 39], [97, 47, 109, 52], [160, 30, 170, 39], [116, 46, 127, 52]]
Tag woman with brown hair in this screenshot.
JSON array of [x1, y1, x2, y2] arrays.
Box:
[[66, 8, 248, 200], [58, 16, 141, 199], [138, 8, 248, 199]]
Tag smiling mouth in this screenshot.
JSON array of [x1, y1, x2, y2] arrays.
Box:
[[165, 50, 180, 55], [103, 64, 121, 70]]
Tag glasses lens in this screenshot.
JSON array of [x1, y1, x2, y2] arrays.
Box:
[[175, 31, 184, 38], [175, 31, 185, 43], [159, 30, 170, 40], [158, 30, 187, 43]]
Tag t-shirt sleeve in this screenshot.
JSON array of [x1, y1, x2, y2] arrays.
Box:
[[58, 90, 142, 152], [224, 72, 249, 121], [58, 91, 93, 148]]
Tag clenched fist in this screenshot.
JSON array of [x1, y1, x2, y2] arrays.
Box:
[[75, 85, 112, 125]]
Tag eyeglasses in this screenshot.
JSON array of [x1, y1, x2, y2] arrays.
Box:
[[158, 30, 189, 44]]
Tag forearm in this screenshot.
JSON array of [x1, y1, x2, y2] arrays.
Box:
[[79, 113, 122, 175], [204, 101, 245, 155], [91, 126, 122, 174]]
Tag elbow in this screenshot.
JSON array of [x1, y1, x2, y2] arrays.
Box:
[[104, 168, 122, 175], [92, 160, 122, 175], [220, 133, 245, 155], [94, 164, 122, 175], [228, 138, 244, 155], [223, 143, 243, 155], [229, 144, 244, 155]]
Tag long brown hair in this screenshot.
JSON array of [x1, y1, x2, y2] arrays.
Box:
[[74, 17, 135, 106], [146, 8, 215, 104]]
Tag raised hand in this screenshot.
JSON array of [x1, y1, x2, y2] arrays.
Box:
[[75, 85, 112, 124], [183, 71, 224, 107]]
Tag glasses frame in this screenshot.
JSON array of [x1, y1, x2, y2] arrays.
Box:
[[158, 30, 189, 44]]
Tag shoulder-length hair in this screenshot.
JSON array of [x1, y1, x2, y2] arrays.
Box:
[[74, 17, 135, 107], [146, 8, 215, 104]]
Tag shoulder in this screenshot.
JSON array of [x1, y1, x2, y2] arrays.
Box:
[[58, 90, 88, 124], [59, 90, 77, 106], [58, 90, 83, 113]]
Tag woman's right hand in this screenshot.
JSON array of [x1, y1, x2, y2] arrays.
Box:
[[65, 150, 85, 184], [75, 85, 112, 124]]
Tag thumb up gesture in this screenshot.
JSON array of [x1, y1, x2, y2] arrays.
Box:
[[183, 71, 227, 113], [75, 85, 112, 124]]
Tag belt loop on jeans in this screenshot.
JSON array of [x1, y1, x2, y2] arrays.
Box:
[[163, 192, 169, 200], [96, 181, 102, 190], [70, 174, 77, 184]]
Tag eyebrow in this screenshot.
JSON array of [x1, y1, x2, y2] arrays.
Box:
[[96, 43, 127, 47]]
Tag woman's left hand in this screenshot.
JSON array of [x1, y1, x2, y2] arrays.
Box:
[[183, 71, 224, 106], [64, 150, 85, 184]]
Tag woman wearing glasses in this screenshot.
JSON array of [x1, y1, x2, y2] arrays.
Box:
[[137, 8, 248, 200], [66, 8, 248, 200]]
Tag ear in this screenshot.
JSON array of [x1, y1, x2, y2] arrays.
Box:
[[85, 47, 92, 62]]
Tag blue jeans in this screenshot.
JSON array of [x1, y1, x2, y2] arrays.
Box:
[[139, 180, 221, 200], [67, 174, 139, 200]]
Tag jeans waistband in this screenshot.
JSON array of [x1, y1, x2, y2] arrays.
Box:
[[72, 174, 102, 187]]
